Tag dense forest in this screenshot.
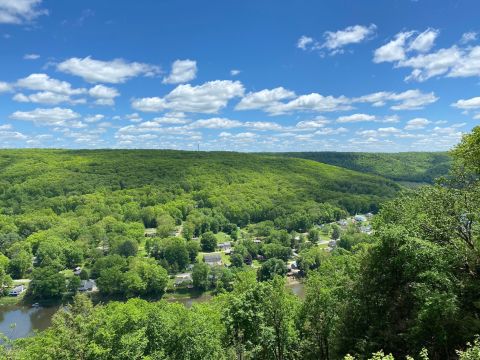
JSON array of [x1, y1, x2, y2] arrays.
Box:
[[275, 152, 452, 184], [1, 128, 480, 359]]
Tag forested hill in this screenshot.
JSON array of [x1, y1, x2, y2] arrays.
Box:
[[0, 149, 398, 222], [274, 152, 451, 184]]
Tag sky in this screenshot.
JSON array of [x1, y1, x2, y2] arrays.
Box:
[[0, 0, 480, 152]]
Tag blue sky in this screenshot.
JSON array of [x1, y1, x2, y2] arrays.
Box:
[[0, 0, 480, 151]]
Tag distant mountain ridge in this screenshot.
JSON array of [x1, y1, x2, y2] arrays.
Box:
[[272, 152, 452, 184]]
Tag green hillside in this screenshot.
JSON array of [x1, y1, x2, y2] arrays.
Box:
[[275, 152, 452, 184], [0, 149, 399, 219]]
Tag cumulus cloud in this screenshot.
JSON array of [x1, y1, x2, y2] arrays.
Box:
[[16, 73, 85, 95], [23, 53, 40, 60], [132, 80, 244, 113], [404, 117, 431, 130], [9, 107, 85, 127], [13, 91, 84, 105], [337, 113, 376, 123], [298, 24, 376, 55], [235, 87, 296, 111], [460, 32, 477, 44], [0, 81, 12, 93], [452, 96, 480, 110], [323, 24, 377, 51], [408, 28, 439, 52], [296, 117, 330, 129], [374, 31, 414, 63], [374, 29, 480, 81], [0, 0, 47, 24], [236, 87, 437, 116], [355, 89, 438, 110], [189, 118, 242, 129], [84, 114, 105, 123], [88, 84, 120, 106], [57, 56, 160, 83], [163, 59, 197, 84], [297, 35, 314, 50]]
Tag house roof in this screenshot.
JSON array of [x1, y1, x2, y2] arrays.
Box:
[[204, 253, 222, 262]]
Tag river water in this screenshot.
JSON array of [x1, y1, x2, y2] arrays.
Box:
[[0, 281, 305, 340]]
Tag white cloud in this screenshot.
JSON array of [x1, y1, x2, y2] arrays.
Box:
[[296, 117, 330, 129], [9, 107, 84, 127], [297, 35, 314, 50], [460, 32, 477, 44], [23, 53, 40, 60], [323, 24, 376, 51], [244, 121, 283, 131], [260, 93, 352, 115], [388, 90, 438, 110], [298, 24, 376, 55], [315, 127, 348, 135], [356, 89, 438, 110], [12, 91, 82, 105], [374, 31, 413, 63], [237, 88, 436, 116], [189, 118, 242, 129], [375, 30, 480, 81], [88, 84, 120, 106], [452, 96, 480, 110], [0, 0, 47, 24], [404, 117, 431, 130], [230, 69, 241, 76], [84, 114, 105, 123], [163, 59, 197, 84], [57, 56, 160, 83], [337, 113, 376, 123], [401, 46, 463, 81], [132, 80, 244, 113], [0, 81, 11, 93], [16, 73, 85, 95], [408, 28, 439, 52], [235, 87, 296, 111], [151, 118, 187, 125]]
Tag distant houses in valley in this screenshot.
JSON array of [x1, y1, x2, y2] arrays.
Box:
[[204, 253, 222, 266], [218, 242, 232, 254]]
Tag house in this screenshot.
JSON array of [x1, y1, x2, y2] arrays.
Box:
[[73, 266, 82, 275], [144, 228, 157, 237], [354, 215, 367, 223], [204, 253, 222, 266], [174, 273, 193, 287], [218, 242, 232, 254], [360, 225, 373, 234], [9, 285, 26, 296], [78, 279, 97, 292]]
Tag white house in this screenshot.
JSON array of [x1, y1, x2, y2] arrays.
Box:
[[78, 279, 97, 292], [204, 253, 223, 266], [9, 285, 26, 296], [174, 273, 193, 287]]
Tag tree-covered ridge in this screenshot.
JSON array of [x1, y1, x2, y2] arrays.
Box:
[[274, 152, 451, 184], [0, 149, 399, 218]]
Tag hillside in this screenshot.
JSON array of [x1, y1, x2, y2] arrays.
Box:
[[274, 152, 452, 184], [0, 149, 399, 220]]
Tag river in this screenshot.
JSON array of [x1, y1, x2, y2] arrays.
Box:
[[0, 304, 59, 340], [0, 281, 304, 340]]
